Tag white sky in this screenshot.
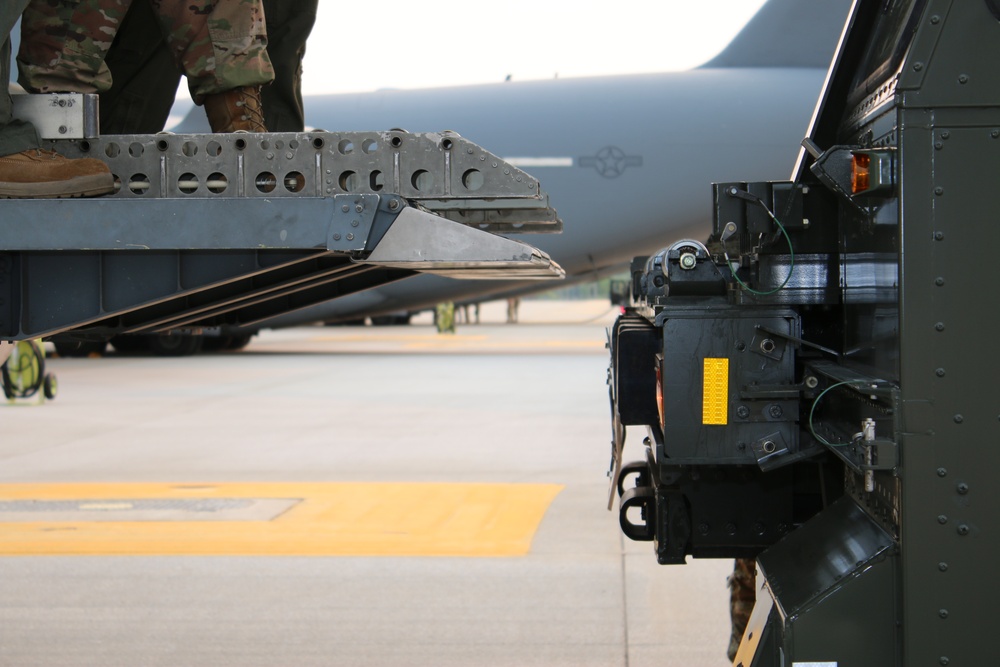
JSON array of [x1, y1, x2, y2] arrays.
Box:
[[296, 1, 768, 95]]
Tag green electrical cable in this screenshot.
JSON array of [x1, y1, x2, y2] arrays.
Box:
[[723, 201, 795, 296], [808, 380, 859, 447]]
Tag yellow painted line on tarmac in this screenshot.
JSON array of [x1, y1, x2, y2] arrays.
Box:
[[0, 482, 562, 557]]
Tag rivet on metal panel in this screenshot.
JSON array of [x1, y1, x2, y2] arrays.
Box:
[[939, 609, 949, 618], [346, 233, 354, 241], [934, 141, 943, 150], [992, 130, 999, 139], [935, 322, 945, 331], [913, 62, 924, 71], [930, 15, 940, 24], [957, 524, 970, 536], [939, 657, 949, 666], [934, 231, 945, 240], [938, 562, 948, 571], [935, 277, 945, 286], [934, 187, 944, 196], [953, 414, 963, 423], [958, 75, 969, 85], [957, 483, 969, 494], [941, 131, 950, 139], [332, 233, 341, 241], [938, 515, 948, 524], [936, 368, 946, 377], [937, 467, 948, 477]]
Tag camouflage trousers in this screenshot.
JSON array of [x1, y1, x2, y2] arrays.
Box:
[[1, 0, 41, 156], [728, 557, 757, 662], [17, 0, 274, 103]]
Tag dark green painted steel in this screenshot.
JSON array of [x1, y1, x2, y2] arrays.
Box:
[[894, 2, 999, 661], [608, 0, 999, 663]]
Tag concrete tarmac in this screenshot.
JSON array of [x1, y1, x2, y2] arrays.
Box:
[[0, 300, 733, 666]]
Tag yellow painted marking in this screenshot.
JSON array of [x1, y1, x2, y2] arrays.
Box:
[[702, 357, 729, 425], [0, 483, 563, 557]]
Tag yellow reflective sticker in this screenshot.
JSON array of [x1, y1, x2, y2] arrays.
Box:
[[703, 358, 729, 425]]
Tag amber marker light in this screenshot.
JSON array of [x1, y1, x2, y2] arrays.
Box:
[[851, 152, 871, 194], [656, 363, 665, 429]]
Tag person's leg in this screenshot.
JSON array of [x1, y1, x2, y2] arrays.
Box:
[[150, 0, 273, 131], [260, 0, 316, 131], [17, 0, 132, 94], [0, 1, 113, 198], [0, 0, 39, 156], [100, 1, 182, 134]]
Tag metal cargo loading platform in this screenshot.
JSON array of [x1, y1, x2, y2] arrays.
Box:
[[0, 124, 563, 342]]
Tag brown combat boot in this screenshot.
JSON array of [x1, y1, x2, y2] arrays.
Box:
[[203, 86, 267, 133], [0, 149, 114, 199]]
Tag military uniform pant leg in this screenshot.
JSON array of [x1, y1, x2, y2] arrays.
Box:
[[17, 0, 132, 95], [152, 0, 273, 104], [260, 0, 316, 131], [100, 1, 182, 134], [0, 0, 41, 156]]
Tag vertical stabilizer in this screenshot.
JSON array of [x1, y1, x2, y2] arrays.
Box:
[[700, 0, 853, 69]]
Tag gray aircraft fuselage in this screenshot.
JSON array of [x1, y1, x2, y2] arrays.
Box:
[[257, 66, 827, 326]]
